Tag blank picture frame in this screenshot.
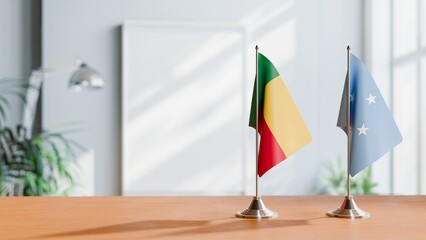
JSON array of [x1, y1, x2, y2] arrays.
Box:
[[121, 21, 248, 195]]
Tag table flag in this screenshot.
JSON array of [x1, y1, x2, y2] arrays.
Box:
[[337, 53, 402, 176], [249, 53, 311, 177]]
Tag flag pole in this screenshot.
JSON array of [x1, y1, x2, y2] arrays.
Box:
[[255, 45, 259, 198], [346, 45, 351, 198], [326, 46, 369, 219], [236, 45, 277, 219]]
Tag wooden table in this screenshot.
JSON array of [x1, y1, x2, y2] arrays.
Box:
[[1, 196, 425, 239]]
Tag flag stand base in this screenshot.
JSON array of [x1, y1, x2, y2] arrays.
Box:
[[236, 196, 278, 219], [327, 195, 370, 219]]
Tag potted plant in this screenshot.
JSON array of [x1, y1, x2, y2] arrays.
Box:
[[318, 156, 378, 195], [0, 79, 80, 196]]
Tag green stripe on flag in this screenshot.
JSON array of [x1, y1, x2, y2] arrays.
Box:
[[249, 53, 280, 127]]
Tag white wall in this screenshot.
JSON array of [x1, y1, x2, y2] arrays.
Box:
[[42, 0, 363, 195], [366, 0, 426, 195], [0, 0, 32, 127]]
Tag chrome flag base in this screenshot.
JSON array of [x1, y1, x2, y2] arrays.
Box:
[[236, 196, 278, 219], [327, 195, 370, 219]]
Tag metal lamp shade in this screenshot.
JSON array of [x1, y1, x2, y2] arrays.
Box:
[[69, 63, 104, 91]]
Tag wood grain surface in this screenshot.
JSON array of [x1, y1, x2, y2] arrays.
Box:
[[0, 196, 425, 239]]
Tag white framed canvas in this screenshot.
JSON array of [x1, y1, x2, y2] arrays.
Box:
[[121, 21, 248, 195]]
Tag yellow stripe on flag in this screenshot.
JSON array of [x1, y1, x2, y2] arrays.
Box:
[[263, 76, 312, 157]]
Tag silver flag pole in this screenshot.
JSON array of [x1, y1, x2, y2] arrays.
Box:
[[236, 45, 277, 219], [327, 46, 370, 219]]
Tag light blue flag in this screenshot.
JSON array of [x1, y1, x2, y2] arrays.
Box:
[[337, 53, 402, 176]]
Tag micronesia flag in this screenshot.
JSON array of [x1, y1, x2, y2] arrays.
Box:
[[337, 53, 402, 177]]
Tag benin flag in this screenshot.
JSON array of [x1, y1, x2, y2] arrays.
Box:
[[249, 53, 311, 177]]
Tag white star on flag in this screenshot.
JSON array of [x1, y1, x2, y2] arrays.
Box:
[[350, 94, 354, 103], [357, 123, 368, 136], [365, 93, 376, 105]]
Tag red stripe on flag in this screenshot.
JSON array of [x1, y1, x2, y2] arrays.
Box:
[[256, 110, 287, 177]]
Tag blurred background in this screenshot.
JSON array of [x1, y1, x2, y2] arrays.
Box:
[[0, 0, 424, 196]]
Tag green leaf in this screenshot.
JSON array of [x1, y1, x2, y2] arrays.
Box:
[[0, 105, 6, 122], [319, 157, 378, 195], [0, 96, 11, 108], [24, 173, 37, 194]]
